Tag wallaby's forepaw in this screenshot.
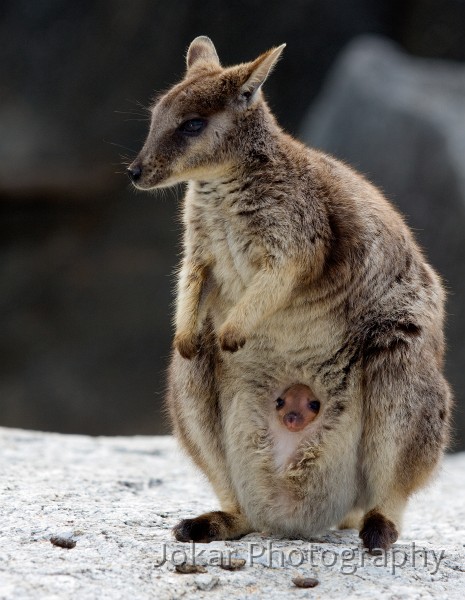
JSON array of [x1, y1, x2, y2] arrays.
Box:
[[359, 510, 398, 553], [174, 331, 200, 359], [218, 323, 246, 353], [173, 511, 235, 543]]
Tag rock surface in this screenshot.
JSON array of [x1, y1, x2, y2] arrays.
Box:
[[300, 36, 465, 448], [0, 427, 464, 599]]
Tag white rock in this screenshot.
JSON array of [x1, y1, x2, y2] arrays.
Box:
[[0, 426, 464, 600], [194, 574, 220, 590]]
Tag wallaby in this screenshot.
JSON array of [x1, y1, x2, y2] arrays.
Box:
[[128, 36, 452, 551]]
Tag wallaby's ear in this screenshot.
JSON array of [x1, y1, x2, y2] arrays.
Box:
[[186, 36, 220, 70], [240, 44, 286, 103]]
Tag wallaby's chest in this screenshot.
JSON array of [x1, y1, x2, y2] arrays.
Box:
[[188, 186, 264, 301]]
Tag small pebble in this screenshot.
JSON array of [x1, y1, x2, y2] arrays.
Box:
[[175, 562, 207, 574], [50, 536, 76, 549], [292, 576, 319, 588], [194, 574, 219, 591], [148, 478, 163, 487], [117, 480, 144, 491], [219, 558, 246, 571]]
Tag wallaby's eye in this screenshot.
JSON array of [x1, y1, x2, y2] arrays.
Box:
[[179, 118, 207, 136], [308, 400, 320, 413], [276, 397, 285, 410]]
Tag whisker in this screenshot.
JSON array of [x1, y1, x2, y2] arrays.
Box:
[[104, 139, 138, 153], [125, 98, 151, 114], [114, 110, 149, 122], [114, 109, 148, 116]]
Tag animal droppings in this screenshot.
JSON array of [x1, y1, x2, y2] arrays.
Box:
[[175, 562, 207, 574], [219, 557, 246, 571], [292, 576, 319, 588], [50, 536, 76, 549]]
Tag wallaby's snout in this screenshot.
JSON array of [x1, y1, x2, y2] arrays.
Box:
[[127, 162, 142, 182]]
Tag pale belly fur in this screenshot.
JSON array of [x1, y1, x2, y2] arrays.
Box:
[[216, 348, 363, 538]]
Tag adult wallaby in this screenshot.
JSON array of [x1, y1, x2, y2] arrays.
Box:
[[128, 36, 451, 552]]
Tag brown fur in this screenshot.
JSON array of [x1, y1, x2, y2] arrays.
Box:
[[129, 36, 452, 550]]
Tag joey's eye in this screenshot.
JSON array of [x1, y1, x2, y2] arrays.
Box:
[[276, 397, 285, 410], [178, 118, 207, 136], [308, 400, 320, 413]]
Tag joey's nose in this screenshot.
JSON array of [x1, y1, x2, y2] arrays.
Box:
[[127, 164, 142, 182], [283, 411, 303, 428]]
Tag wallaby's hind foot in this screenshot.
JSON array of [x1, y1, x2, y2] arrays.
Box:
[[359, 510, 398, 553], [173, 510, 252, 543]]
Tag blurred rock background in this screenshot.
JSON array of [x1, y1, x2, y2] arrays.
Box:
[[1, 1, 464, 446]]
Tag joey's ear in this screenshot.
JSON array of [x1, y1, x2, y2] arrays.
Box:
[[240, 44, 286, 103], [186, 36, 220, 70]]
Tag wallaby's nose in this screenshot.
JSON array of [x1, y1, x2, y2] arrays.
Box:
[[127, 163, 142, 182]]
